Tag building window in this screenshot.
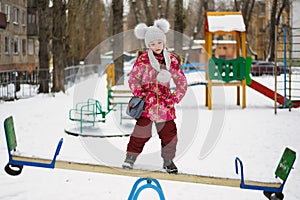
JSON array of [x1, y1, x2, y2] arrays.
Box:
[[14, 37, 19, 54], [28, 13, 35, 24], [5, 4, 10, 22], [13, 7, 19, 24], [22, 10, 26, 25], [5, 36, 9, 54], [28, 39, 34, 55], [259, 3, 265, 17], [35, 40, 39, 55], [22, 39, 26, 55]]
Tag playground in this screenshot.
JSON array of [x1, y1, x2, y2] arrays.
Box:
[[0, 68, 299, 199], [0, 12, 299, 200]]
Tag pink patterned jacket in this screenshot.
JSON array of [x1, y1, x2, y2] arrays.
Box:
[[128, 51, 187, 122]]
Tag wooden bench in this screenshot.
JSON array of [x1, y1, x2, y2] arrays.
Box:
[[107, 88, 133, 125]]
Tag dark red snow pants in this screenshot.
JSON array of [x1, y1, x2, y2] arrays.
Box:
[[126, 117, 178, 161]]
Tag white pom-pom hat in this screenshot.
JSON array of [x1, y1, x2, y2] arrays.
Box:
[[134, 18, 172, 82], [134, 18, 170, 48]]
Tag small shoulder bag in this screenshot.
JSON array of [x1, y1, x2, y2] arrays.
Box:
[[126, 96, 145, 119]]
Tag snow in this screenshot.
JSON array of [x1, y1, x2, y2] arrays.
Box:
[[0, 72, 299, 200], [207, 14, 246, 32]]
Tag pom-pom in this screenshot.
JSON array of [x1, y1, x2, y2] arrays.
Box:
[[134, 23, 148, 39], [157, 69, 171, 83], [154, 18, 170, 33]]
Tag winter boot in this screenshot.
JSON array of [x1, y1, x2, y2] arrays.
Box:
[[122, 154, 137, 169], [163, 160, 178, 174]]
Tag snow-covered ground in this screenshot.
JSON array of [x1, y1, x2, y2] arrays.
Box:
[[0, 72, 299, 200]]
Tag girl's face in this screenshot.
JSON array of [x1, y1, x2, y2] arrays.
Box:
[[149, 40, 164, 54]]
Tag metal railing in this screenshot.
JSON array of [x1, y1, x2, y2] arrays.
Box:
[[1, 63, 108, 101], [64, 64, 106, 90], [0, 68, 50, 101]]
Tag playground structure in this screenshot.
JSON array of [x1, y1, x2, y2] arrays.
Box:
[[275, 26, 300, 112], [67, 63, 133, 135], [3, 116, 296, 200], [204, 12, 300, 110], [204, 12, 247, 110]]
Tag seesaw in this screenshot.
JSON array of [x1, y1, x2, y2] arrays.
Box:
[[3, 116, 296, 200]]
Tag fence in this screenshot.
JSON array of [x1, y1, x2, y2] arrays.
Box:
[[64, 64, 106, 90], [0, 68, 50, 101], [0, 63, 108, 101]]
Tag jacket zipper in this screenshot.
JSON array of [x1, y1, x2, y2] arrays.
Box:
[[156, 73, 159, 122]]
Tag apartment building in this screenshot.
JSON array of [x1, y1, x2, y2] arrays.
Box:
[[0, 0, 39, 72], [249, 0, 291, 60]]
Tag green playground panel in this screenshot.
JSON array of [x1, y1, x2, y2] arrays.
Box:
[[275, 147, 296, 181], [208, 57, 247, 83], [4, 116, 17, 151]]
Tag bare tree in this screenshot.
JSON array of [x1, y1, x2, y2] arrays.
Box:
[[66, 1, 81, 65], [234, 0, 256, 58], [157, 0, 163, 18], [142, 0, 153, 25], [234, 0, 256, 29], [174, 0, 184, 56], [52, 0, 67, 92], [37, 0, 50, 93], [131, 0, 142, 24], [112, 0, 124, 85], [165, 0, 171, 19], [194, 0, 215, 39], [203, 0, 209, 11], [66, 1, 106, 65], [269, 0, 288, 61], [194, 0, 204, 39]]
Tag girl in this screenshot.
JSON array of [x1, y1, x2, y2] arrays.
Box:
[[122, 19, 187, 174]]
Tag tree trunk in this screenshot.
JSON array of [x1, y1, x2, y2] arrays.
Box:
[[142, 0, 153, 26], [131, 0, 142, 24], [234, 0, 256, 59], [244, 0, 255, 29], [165, 0, 170, 19], [234, 0, 256, 30], [52, 0, 67, 92], [37, 0, 50, 93], [66, 1, 80, 66], [195, 0, 204, 39], [66, 1, 106, 65], [269, 0, 278, 61], [157, 0, 162, 18], [112, 0, 124, 85], [202, 0, 209, 11], [269, 0, 288, 61], [174, 0, 184, 56]]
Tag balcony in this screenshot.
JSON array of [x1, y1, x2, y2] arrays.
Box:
[[27, 0, 37, 8], [27, 23, 38, 36], [0, 12, 7, 29]]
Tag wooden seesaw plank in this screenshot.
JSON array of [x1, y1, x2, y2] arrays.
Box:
[[12, 155, 281, 189]]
